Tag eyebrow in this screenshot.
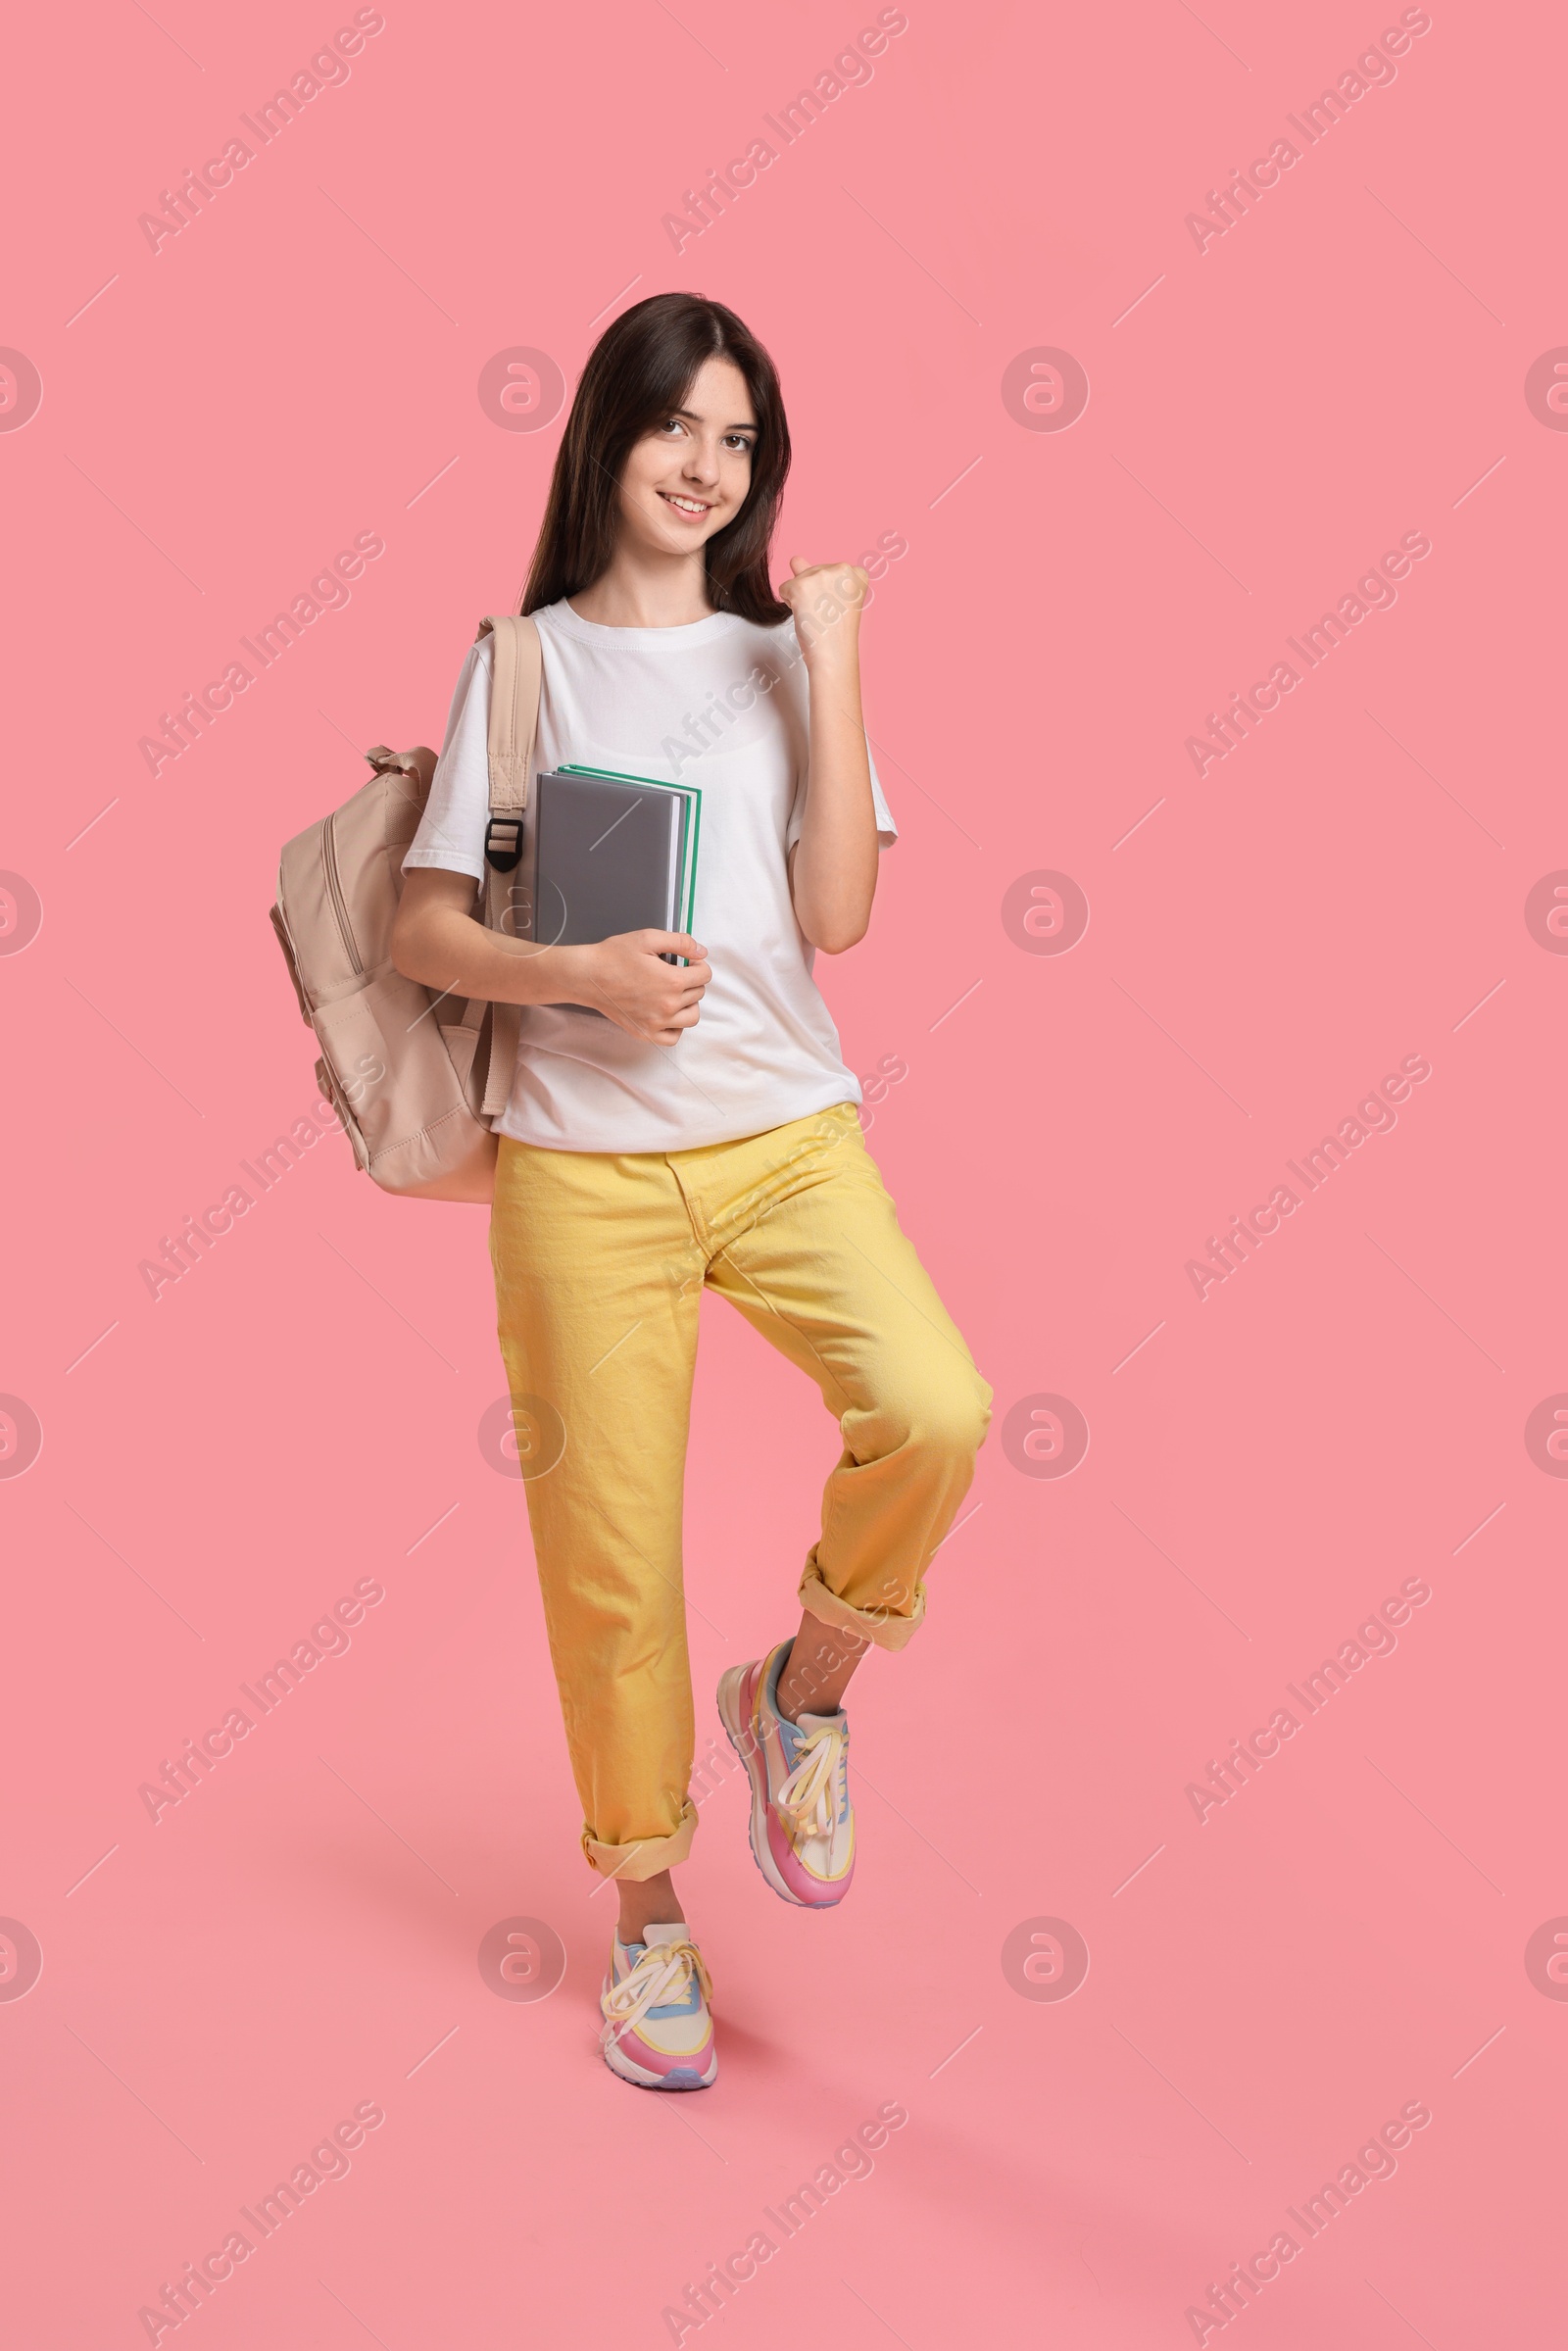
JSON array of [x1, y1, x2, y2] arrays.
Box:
[[669, 408, 759, 430]]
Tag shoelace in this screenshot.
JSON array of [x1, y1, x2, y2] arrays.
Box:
[[601, 1937, 712, 2039], [775, 1721, 846, 1839]]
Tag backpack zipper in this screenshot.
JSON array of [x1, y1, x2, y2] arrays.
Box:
[[321, 814, 363, 975]]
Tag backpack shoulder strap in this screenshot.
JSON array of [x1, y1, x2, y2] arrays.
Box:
[[472, 612, 543, 1117], [476, 612, 543, 840]]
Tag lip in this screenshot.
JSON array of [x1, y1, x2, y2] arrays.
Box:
[[659, 491, 715, 519]]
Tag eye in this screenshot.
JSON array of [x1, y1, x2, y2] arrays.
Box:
[[723, 433, 756, 454]]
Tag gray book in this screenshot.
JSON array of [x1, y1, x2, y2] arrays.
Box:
[[523, 766, 701, 1013]]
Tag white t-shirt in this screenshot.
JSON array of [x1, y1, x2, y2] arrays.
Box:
[[403, 598, 896, 1153]]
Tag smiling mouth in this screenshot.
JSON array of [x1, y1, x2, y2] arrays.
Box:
[[659, 491, 714, 518]]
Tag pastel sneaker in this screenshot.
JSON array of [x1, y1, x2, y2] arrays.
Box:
[[716, 1640, 856, 1908], [599, 1924, 716, 2090]]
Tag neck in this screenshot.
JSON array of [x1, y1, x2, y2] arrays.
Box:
[[569, 542, 715, 629]]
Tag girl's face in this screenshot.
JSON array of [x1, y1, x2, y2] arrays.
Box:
[[617, 357, 758, 562]]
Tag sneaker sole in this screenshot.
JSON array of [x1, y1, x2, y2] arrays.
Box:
[[715, 1663, 847, 1910], [601, 2034, 717, 2090]]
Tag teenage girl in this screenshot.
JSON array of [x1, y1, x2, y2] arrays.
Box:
[[392, 293, 991, 2089]]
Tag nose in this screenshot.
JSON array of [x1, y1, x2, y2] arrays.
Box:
[[683, 436, 721, 487]]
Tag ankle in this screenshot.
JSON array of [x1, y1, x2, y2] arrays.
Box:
[[615, 1871, 685, 1947], [617, 1912, 686, 1946], [776, 1678, 844, 1726], [772, 1614, 867, 1724], [775, 1654, 850, 1724]]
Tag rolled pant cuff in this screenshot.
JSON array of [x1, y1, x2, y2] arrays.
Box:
[[582, 1798, 698, 1882], [798, 1564, 926, 1653]]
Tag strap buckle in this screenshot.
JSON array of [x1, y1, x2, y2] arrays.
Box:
[[484, 813, 524, 872]]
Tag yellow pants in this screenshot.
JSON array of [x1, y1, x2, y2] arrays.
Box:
[[489, 1102, 992, 1881]]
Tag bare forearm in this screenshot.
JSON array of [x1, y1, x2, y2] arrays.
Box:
[[390, 867, 710, 1045], [393, 892, 595, 1007], [790, 650, 878, 953]]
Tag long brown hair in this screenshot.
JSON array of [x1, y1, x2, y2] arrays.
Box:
[[520, 293, 791, 625]]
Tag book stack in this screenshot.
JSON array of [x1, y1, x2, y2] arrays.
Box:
[[523, 765, 703, 1011]]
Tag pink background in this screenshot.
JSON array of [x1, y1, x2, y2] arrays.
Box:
[[3, 1, 1563, 2342]]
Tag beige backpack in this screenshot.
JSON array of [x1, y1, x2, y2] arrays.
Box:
[[270, 614, 542, 1202]]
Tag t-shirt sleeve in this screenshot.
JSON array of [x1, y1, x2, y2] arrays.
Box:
[[402, 636, 493, 883], [867, 740, 896, 846]]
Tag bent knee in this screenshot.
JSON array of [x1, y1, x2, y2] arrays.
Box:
[[896, 1371, 992, 1469]]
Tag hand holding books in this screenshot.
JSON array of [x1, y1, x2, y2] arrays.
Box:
[[572, 929, 710, 1047]]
